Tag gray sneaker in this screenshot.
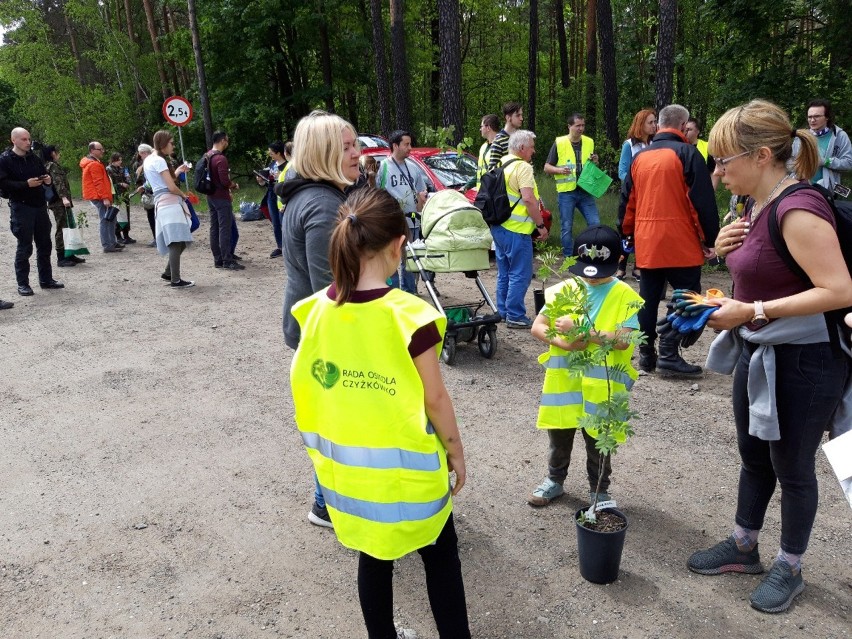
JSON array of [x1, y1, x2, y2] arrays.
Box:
[[687, 537, 763, 575], [528, 478, 564, 507], [308, 501, 334, 528], [750, 561, 804, 613]]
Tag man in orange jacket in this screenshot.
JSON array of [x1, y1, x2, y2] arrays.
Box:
[[80, 141, 122, 253], [619, 104, 719, 377]]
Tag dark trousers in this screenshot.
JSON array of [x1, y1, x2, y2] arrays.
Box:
[[637, 266, 702, 346], [358, 514, 470, 639], [207, 196, 234, 264], [733, 341, 849, 554], [10, 202, 53, 286], [146, 207, 156, 237], [546, 427, 612, 492]]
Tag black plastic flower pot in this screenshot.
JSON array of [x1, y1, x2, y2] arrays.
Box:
[[533, 288, 545, 315], [574, 507, 628, 584]]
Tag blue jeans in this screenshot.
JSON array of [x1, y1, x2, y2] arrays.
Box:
[[733, 341, 850, 554], [557, 189, 599, 257], [91, 200, 118, 249], [491, 224, 533, 322], [390, 220, 419, 293], [314, 474, 326, 508], [267, 189, 281, 249]]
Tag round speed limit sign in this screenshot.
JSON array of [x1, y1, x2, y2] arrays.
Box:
[[162, 96, 193, 127]]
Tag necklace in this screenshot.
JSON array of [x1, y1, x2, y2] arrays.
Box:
[[750, 173, 795, 223]]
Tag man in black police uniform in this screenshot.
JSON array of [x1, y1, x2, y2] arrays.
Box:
[[0, 127, 64, 296]]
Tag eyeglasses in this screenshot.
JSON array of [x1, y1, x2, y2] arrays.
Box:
[[712, 150, 750, 170]]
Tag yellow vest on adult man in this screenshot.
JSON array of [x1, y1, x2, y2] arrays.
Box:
[[475, 141, 491, 189], [291, 288, 451, 561], [536, 280, 642, 432], [553, 135, 595, 192], [501, 154, 539, 235], [695, 139, 709, 161]]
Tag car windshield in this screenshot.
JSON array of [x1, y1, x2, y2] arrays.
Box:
[[422, 153, 477, 188]]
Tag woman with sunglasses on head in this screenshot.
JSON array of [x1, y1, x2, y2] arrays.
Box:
[[690, 99, 852, 613]]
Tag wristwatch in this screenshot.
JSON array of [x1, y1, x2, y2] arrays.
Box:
[[751, 300, 769, 327], [536, 223, 546, 229]]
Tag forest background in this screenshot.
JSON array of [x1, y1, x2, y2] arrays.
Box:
[[0, 0, 850, 188]]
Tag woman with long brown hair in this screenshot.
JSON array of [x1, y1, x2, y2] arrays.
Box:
[[616, 109, 657, 279], [144, 130, 194, 288], [689, 99, 852, 613]]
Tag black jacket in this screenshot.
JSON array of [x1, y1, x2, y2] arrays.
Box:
[[0, 148, 49, 207]]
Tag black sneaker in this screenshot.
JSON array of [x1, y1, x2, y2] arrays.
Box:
[[308, 501, 334, 529], [270, 248, 283, 258], [57, 258, 76, 267], [688, 537, 763, 575], [69, 255, 86, 264], [0, 299, 13, 310], [750, 561, 804, 613], [170, 279, 195, 289], [222, 261, 245, 271]]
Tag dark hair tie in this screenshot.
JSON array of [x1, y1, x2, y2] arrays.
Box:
[[791, 128, 797, 139], [347, 213, 357, 224]]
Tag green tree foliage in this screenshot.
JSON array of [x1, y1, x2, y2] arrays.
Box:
[[0, 0, 849, 176]]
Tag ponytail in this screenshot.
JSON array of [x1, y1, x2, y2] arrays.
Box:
[[329, 188, 409, 305], [791, 129, 819, 182]]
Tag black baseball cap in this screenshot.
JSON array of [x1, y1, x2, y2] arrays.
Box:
[[568, 224, 622, 278]]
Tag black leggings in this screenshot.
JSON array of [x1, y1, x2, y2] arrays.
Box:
[[357, 514, 470, 639]]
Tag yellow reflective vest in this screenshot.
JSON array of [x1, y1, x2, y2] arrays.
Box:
[[276, 161, 289, 208], [476, 141, 491, 189], [536, 279, 642, 432], [501, 154, 538, 235], [553, 135, 595, 193], [291, 288, 451, 560], [695, 139, 709, 161]]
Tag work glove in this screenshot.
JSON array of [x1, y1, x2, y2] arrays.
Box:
[[656, 289, 723, 348], [621, 236, 635, 254]]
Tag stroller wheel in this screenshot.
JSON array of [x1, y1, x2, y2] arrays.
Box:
[[478, 327, 497, 359], [441, 336, 457, 365]]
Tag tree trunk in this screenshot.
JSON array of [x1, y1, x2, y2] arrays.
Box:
[[389, 0, 412, 133], [123, 0, 136, 44], [597, 0, 618, 150], [317, 0, 335, 112], [162, 3, 182, 95], [437, 0, 462, 143], [62, 2, 83, 84], [554, 0, 569, 88], [430, 10, 441, 127], [142, 0, 171, 99], [584, 0, 597, 134], [370, 0, 393, 137], [655, 0, 677, 112], [527, 0, 539, 132], [186, 0, 213, 146]]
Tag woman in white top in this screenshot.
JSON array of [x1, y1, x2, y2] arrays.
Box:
[[143, 130, 194, 288]]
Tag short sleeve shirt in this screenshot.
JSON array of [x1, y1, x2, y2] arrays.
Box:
[[507, 158, 536, 194], [142, 153, 169, 195]]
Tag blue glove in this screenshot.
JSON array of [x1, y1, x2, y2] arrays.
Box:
[[675, 306, 717, 333]]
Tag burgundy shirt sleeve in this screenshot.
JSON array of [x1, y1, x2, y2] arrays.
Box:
[[409, 322, 441, 358]]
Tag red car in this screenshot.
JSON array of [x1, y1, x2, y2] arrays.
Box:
[[361, 147, 480, 202]]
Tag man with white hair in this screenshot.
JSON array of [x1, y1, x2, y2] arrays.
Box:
[[619, 104, 717, 377], [492, 129, 549, 329], [0, 127, 64, 296]]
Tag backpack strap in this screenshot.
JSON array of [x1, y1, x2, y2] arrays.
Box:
[[766, 183, 815, 285], [499, 158, 522, 214]]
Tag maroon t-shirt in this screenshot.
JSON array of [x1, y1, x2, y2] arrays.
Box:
[[726, 187, 835, 304], [325, 284, 441, 358], [207, 151, 232, 201]]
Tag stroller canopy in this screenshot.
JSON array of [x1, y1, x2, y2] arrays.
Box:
[[419, 190, 493, 251]]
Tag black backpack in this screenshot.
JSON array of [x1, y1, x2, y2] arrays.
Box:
[[766, 183, 852, 352], [474, 158, 520, 226], [194, 152, 216, 195]]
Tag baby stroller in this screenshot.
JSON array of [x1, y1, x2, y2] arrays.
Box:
[[405, 190, 501, 365]]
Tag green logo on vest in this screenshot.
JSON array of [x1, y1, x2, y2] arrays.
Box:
[[311, 359, 340, 390]]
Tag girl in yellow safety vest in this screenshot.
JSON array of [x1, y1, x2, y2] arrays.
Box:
[[290, 187, 471, 639]]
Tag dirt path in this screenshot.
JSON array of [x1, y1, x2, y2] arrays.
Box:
[[1, 203, 850, 638]]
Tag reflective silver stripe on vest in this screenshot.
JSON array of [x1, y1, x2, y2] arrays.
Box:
[[320, 484, 451, 523], [554, 175, 575, 185], [543, 359, 635, 390], [301, 431, 441, 471], [540, 392, 610, 415]]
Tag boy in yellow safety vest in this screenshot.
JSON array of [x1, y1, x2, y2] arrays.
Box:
[[528, 225, 643, 508]]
